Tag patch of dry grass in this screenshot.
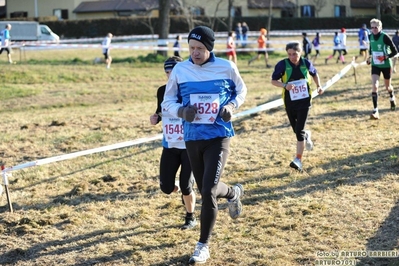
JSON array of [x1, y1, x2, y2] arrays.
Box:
[[0, 43, 399, 266]]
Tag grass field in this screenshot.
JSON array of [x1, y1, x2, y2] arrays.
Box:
[[0, 36, 399, 266]]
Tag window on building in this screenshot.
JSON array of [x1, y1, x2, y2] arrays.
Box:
[[117, 11, 132, 16], [189, 6, 204, 16], [281, 8, 295, 18], [232, 6, 242, 17], [383, 6, 392, 14], [0, 0, 5, 19], [54, 9, 68, 20], [301, 5, 315, 17], [10, 11, 28, 18], [334, 5, 346, 17]]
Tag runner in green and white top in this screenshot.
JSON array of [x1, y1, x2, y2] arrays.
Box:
[[367, 18, 398, 120], [271, 41, 324, 171]]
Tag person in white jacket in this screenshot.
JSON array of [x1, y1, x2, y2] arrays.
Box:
[[338, 28, 347, 63], [102, 33, 113, 69], [162, 26, 247, 264]]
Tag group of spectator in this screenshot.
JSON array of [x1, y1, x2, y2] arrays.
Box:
[[234, 22, 249, 48]]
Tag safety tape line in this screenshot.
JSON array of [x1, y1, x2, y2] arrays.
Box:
[[1, 59, 367, 176], [16, 43, 368, 53], [20, 28, 395, 45], [0, 58, 370, 213]]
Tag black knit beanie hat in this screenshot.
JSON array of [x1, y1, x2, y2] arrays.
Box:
[[187, 26, 215, 51], [164, 56, 183, 71]]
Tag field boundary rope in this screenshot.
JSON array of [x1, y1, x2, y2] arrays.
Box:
[[0, 59, 367, 212]]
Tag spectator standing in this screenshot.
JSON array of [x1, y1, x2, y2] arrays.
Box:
[[226, 31, 237, 64], [102, 33, 113, 69], [235, 22, 242, 47], [0, 24, 13, 64], [150, 56, 197, 230], [241, 22, 249, 48], [248, 28, 271, 68], [271, 41, 324, 171], [173, 35, 182, 57], [162, 26, 247, 264], [391, 30, 399, 73], [302, 32, 312, 59], [366, 18, 398, 119]]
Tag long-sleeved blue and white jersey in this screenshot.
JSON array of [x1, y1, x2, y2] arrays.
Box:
[[161, 53, 247, 141]]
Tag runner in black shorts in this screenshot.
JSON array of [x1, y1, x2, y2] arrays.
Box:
[[149, 56, 197, 230], [367, 18, 398, 119], [271, 41, 324, 171]]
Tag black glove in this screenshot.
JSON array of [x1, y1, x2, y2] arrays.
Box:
[[219, 102, 235, 122], [177, 105, 198, 122]]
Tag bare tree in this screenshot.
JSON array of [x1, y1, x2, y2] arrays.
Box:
[[136, 2, 159, 43], [227, 0, 234, 32], [267, 0, 272, 35], [210, 0, 227, 30], [174, 0, 196, 30], [158, 0, 171, 56], [311, 0, 327, 18], [173, 0, 230, 31], [371, 0, 399, 19], [376, 0, 382, 19], [135, 2, 159, 34]]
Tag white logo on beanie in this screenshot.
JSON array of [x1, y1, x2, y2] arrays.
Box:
[[188, 26, 214, 51], [190, 33, 202, 41]]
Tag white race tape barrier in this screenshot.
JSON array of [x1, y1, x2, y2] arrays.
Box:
[[234, 59, 367, 119], [20, 28, 398, 45], [19, 42, 369, 54], [2, 134, 163, 173], [12, 28, 374, 52], [1, 58, 368, 212]]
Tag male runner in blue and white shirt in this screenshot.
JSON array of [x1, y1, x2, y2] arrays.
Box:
[[162, 26, 247, 264]]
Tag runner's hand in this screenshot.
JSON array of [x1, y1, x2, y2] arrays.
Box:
[[219, 102, 235, 122], [177, 105, 198, 122], [150, 114, 158, 125]]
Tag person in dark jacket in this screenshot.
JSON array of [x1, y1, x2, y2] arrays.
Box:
[[271, 41, 324, 171], [149, 56, 197, 230]]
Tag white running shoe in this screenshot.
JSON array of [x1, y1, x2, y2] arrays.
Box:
[[304, 130, 314, 151], [370, 110, 379, 120], [188, 242, 210, 264], [228, 183, 244, 219], [290, 157, 303, 171]]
